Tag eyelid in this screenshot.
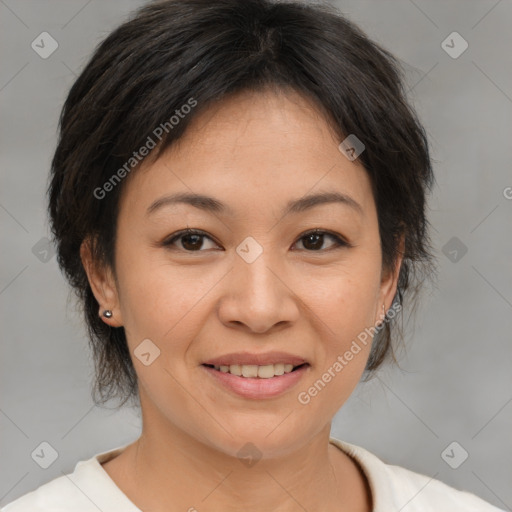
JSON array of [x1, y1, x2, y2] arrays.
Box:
[[294, 228, 351, 250], [163, 228, 221, 250], [162, 228, 351, 251]]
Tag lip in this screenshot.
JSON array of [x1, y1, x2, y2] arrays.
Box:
[[202, 351, 307, 367], [201, 363, 310, 399]]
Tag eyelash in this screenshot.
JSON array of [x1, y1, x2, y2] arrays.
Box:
[[162, 228, 351, 252]]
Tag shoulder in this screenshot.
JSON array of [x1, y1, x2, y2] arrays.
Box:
[[329, 437, 506, 512], [382, 463, 505, 511], [1, 472, 91, 512], [1, 444, 135, 512]]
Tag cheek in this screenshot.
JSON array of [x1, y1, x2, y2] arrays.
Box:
[[305, 262, 381, 337], [114, 248, 198, 356], [116, 241, 196, 319], [295, 276, 376, 420], [115, 256, 229, 405], [296, 259, 380, 399]]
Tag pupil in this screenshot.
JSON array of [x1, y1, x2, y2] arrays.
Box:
[[304, 233, 322, 250], [182, 234, 202, 250]]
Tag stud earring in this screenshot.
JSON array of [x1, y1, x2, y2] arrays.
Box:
[[102, 310, 113, 318], [378, 304, 386, 326]]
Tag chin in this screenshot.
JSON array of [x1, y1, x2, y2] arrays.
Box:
[[199, 421, 312, 461]]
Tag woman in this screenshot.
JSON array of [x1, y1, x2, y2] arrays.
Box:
[[2, 0, 504, 510]]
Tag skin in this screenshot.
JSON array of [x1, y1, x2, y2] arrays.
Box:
[[81, 88, 403, 512]]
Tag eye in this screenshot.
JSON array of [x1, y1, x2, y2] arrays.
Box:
[[163, 229, 219, 252], [292, 229, 349, 251], [162, 228, 350, 252]]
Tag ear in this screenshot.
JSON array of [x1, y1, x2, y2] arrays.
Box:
[[80, 237, 124, 327], [375, 233, 405, 326]]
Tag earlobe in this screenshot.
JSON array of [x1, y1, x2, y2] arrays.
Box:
[[79, 238, 123, 327]]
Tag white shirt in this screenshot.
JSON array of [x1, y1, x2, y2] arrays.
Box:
[[1, 437, 505, 511]]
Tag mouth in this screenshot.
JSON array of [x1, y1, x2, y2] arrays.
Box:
[[200, 351, 310, 398], [202, 362, 309, 379], [200, 360, 310, 399]]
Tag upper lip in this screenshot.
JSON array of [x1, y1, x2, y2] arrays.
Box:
[[202, 351, 308, 367]]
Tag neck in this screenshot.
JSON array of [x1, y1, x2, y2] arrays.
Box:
[[156, 433, 335, 507], [103, 397, 371, 511]]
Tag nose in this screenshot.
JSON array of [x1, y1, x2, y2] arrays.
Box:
[[217, 250, 300, 334]]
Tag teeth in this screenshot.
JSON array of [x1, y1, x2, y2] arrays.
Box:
[[212, 363, 300, 378], [258, 365, 274, 378], [229, 364, 242, 376], [273, 363, 285, 376], [242, 365, 258, 378]]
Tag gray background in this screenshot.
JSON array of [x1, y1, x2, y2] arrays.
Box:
[[1, 0, 511, 509]]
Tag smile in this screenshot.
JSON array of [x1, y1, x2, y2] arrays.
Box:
[[203, 363, 307, 378], [201, 362, 310, 399]]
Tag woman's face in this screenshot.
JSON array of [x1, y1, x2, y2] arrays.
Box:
[[84, 89, 401, 458]]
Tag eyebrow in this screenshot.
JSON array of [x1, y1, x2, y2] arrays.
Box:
[[146, 190, 363, 217]]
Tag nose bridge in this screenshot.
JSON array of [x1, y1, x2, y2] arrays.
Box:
[[234, 240, 282, 300], [218, 236, 298, 332]]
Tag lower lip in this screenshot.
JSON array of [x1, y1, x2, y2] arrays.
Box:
[[201, 364, 309, 399]]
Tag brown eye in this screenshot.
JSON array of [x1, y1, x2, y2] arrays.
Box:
[[293, 230, 348, 251], [163, 229, 219, 251], [180, 233, 205, 251], [163, 228, 349, 253]]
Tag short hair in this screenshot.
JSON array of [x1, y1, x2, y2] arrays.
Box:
[[48, 0, 436, 408]]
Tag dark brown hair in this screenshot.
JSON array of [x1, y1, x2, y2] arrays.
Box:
[[48, 0, 436, 408]]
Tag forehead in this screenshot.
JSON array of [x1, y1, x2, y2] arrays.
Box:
[[118, 89, 374, 219]]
